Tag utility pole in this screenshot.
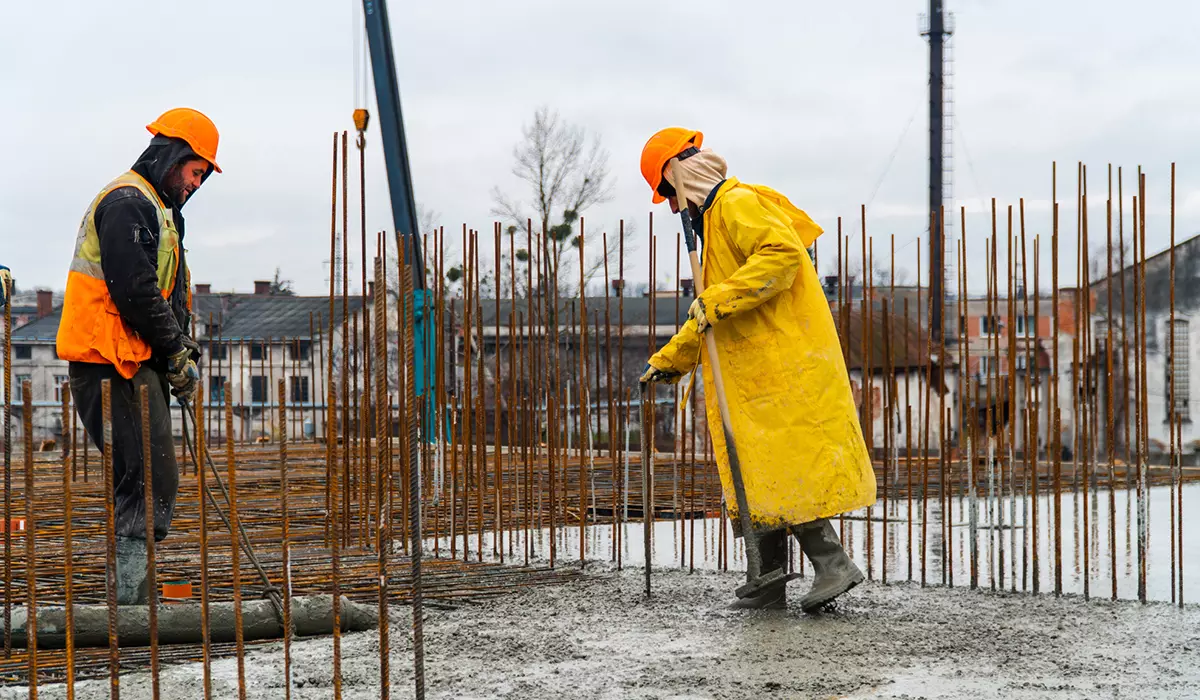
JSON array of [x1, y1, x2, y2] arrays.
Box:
[[922, 0, 950, 343]]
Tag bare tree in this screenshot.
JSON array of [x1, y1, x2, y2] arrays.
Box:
[[492, 106, 627, 298]]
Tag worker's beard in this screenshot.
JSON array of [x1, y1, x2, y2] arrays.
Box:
[[161, 166, 195, 208]]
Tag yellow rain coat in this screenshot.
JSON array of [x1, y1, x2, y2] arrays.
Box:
[[649, 178, 875, 535]]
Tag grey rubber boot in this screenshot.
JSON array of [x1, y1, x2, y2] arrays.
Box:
[[728, 529, 790, 610], [115, 537, 149, 606], [794, 519, 863, 613]]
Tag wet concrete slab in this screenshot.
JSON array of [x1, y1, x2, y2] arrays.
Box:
[[10, 564, 1199, 699]]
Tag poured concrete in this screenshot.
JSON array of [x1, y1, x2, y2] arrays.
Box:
[[6, 565, 1200, 698]]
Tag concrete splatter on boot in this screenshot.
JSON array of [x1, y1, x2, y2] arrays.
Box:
[[728, 529, 789, 610], [115, 536, 149, 606], [794, 519, 863, 613]]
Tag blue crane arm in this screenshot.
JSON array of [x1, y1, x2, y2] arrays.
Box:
[[361, 0, 436, 427], [361, 0, 426, 289]]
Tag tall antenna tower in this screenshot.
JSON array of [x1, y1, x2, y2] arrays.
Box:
[[920, 0, 954, 343]]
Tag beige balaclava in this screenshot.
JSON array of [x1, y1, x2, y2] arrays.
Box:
[[664, 149, 728, 211]]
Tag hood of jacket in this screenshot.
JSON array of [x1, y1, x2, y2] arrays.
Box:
[[130, 135, 212, 211]]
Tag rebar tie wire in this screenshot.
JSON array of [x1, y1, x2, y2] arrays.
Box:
[[178, 398, 287, 625]]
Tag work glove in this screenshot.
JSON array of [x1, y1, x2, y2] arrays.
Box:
[[0, 265, 10, 308], [640, 361, 682, 385], [687, 298, 710, 333], [166, 346, 200, 403]]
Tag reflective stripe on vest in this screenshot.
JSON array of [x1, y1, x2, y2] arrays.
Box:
[[56, 171, 187, 379]]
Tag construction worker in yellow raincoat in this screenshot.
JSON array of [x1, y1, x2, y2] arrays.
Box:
[[639, 128, 876, 611]]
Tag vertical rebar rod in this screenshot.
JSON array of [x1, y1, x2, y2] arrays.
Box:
[[341, 132, 352, 551], [860, 213, 871, 581], [1007, 205, 1018, 592], [22, 382, 36, 698], [1170, 162, 1183, 606], [277, 379, 292, 699], [196, 388, 211, 699], [436, 229, 446, 556], [375, 239, 391, 700], [618, 222, 626, 551], [474, 234, 485, 562], [1008, 206, 1017, 590], [935, 206, 949, 588], [496, 225, 504, 561], [966, 237, 977, 591], [906, 293, 914, 583], [1139, 175, 1149, 604], [674, 231, 682, 564], [509, 227, 519, 559], [61, 382, 75, 699], [882, 296, 891, 584], [140, 384, 159, 699], [1032, 235, 1041, 595], [1052, 197, 1063, 597], [223, 384, 246, 698], [102, 379, 118, 698], [1082, 170, 1091, 601], [3, 271, 11, 657], [405, 244, 427, 700], [461, 229, 471, 560], [1020, 203, 1032, 593], [989, 204, 998, 591], [579, 220, 590, 567], [1104, 168, 1117, 601], [921, 216, 934, 588], [648, 230, 657, 566], [327, 133, 338, 544]]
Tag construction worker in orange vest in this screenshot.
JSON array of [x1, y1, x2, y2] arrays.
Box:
[[57, 108, 219, 604], [639, 128, 875, 612]]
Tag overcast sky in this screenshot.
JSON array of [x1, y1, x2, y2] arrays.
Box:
[[3, 0, 1199, 298]]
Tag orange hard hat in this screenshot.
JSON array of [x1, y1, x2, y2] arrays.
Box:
[[640, 127, 703, 203], [146, 108, 222, 173]]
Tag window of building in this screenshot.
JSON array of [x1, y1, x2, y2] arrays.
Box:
[[209, 375, 227, 403], [207, 343, 228, 361], [13, 375, 31, 402], [1168, 319, 1190, 422], [1015, 315, 1037, 337], [290, 376, 310, 403], [288, 339, 312, 362], [250, 342, 267, 361], [977, 356, 990, 377], [251, 376, 268, 404], [13, 345, 31, 360], [54, 376, 69, 403], [1016, 354, 1028, 372], [980, 316, 1001, 336], [205, 321, 221, 337]]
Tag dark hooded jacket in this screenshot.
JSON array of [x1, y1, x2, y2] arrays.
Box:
[[92, 136, 211, 368]]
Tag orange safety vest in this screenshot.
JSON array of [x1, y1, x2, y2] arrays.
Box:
[[57, 171, 191, 379]]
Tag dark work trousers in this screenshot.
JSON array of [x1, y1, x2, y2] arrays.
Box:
[[69, 362, 178, 541]]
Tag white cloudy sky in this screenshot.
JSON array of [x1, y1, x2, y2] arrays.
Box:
[[3, 0, 1199, 297]]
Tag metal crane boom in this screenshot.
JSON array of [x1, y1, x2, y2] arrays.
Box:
[[361, 0, 426, 288]]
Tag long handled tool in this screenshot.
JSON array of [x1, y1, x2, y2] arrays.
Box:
[[638, 382, 653, 596], [672, 181, 797, 600]]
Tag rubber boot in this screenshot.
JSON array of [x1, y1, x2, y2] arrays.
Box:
[[728, 529, 789, 610], [115, 537, 149, 606], [794, 519, 863, 613]]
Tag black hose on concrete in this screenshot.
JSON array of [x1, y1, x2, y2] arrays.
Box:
[[3, 594, 377, 649]]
